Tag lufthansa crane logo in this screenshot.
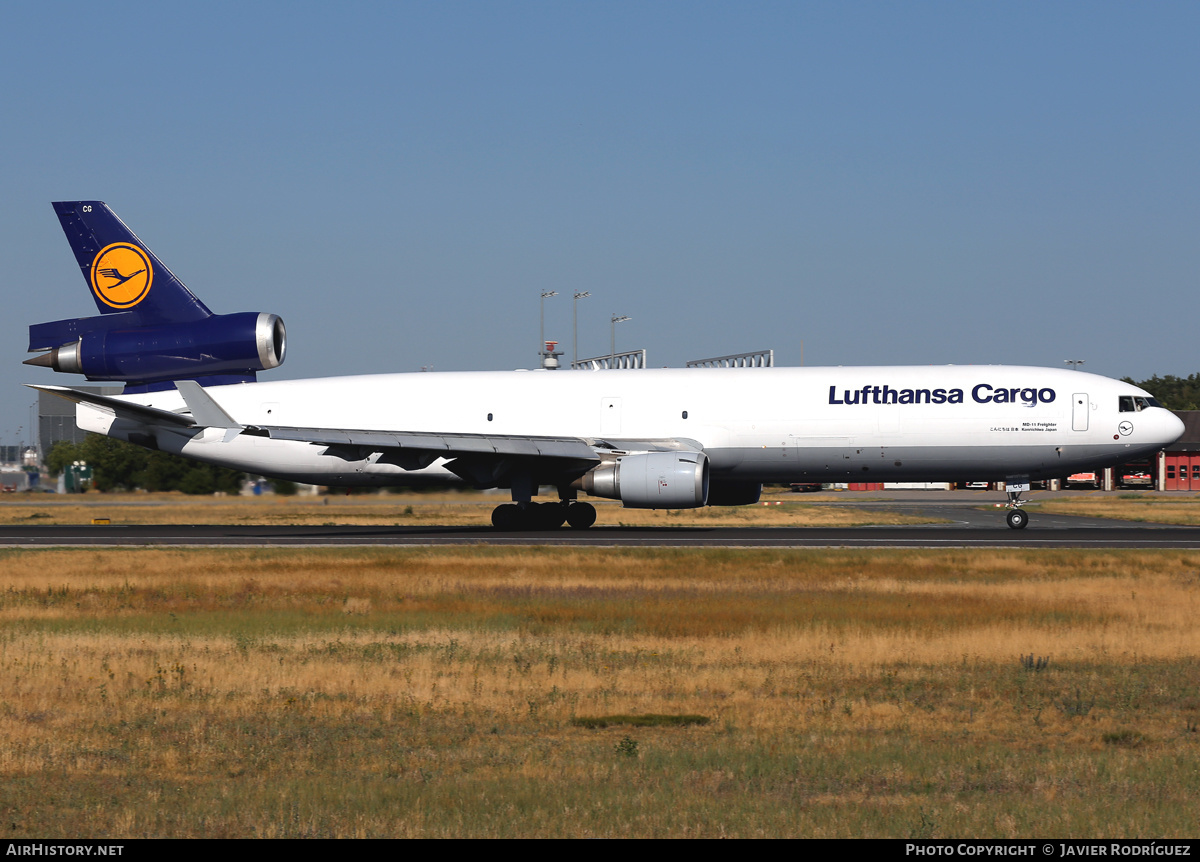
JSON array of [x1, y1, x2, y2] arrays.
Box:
[[90, 243, 153, 309]]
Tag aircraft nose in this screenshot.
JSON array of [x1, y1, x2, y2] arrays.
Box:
[[1159, 409, 1185, 446]]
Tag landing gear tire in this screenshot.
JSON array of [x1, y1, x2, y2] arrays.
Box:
[[565, 502, 597, 530], [491, 504, 521, 529], [1006, 509, 1029, 530]]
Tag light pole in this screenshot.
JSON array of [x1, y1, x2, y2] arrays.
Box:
[[573, 291, 590, 367], [610, 314, 631, 367], [1065, 359, 1085, 371], [28, 400, 37, 467], [540, 290, 558, 364]]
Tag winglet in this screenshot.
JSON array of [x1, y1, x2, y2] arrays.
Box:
[[175, 380, 242, 429]]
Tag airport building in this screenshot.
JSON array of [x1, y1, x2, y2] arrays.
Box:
[[1162, 412, 1200, 490]]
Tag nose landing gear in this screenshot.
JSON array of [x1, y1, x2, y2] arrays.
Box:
[[1005, 505, 1029, 530], [1002, 480, 1030, 530]]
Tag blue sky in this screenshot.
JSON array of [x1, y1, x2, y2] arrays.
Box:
[[3, 1, 1199, 444]]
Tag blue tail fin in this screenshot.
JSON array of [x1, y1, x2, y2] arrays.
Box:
[[52, 201, 211, 323], [28, 201, 286, 391]]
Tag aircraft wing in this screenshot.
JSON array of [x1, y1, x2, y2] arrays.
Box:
[[244, 427, 705, 489], [254, 425, 599, 460], [31, 383, 605, 464], [31, 383, 702, 473], [251, 426, 701, 459]]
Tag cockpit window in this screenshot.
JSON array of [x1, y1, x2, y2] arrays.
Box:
[[1120, 396, 1157, 412]]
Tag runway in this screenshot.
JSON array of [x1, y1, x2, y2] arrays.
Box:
[[3, 518, 1200, 549], [3, 491, 1198, 548]]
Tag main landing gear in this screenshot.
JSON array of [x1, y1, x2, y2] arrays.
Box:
[[489, 471, 597, 530], [491, 500, 597, 531]]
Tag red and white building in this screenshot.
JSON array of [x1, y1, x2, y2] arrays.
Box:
[[1161, 412, 1200, 490]]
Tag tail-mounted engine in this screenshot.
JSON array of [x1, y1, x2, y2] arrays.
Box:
[[27, 312, 285, 390]]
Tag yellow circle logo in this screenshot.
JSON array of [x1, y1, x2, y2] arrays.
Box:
[[90, 243, 153, 309]]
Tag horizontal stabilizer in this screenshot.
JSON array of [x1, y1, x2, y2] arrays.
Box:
[[27, 385, 195, 428]]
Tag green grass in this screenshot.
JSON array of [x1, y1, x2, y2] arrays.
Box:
[[3, 691, 1198, 837]]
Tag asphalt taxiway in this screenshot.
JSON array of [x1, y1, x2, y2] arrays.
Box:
[[2, 491, 1197, 549], [2, 519, 1199, 549]]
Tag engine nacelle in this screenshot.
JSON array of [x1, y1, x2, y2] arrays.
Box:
[[27, 312, 285, 386], [580, 452, 709, 509]]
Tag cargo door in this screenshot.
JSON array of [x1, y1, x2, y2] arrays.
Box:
[[1071, 393, 1089, 432]]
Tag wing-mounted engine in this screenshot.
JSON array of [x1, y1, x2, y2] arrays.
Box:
[[578, 451, 710, 508], [26, 311, 286, 390]]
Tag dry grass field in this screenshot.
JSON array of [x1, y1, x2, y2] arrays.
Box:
[[2, 546, 1198, 837], [1029, 493, 1200, 525], [0, 490, 940, 527]]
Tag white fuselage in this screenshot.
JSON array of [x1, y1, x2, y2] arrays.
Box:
[[78, 365, 1184, 489]]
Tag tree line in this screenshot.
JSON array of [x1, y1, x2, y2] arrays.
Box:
[[1121, 374, 1200, 411], [47, 435, 246, 495]]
